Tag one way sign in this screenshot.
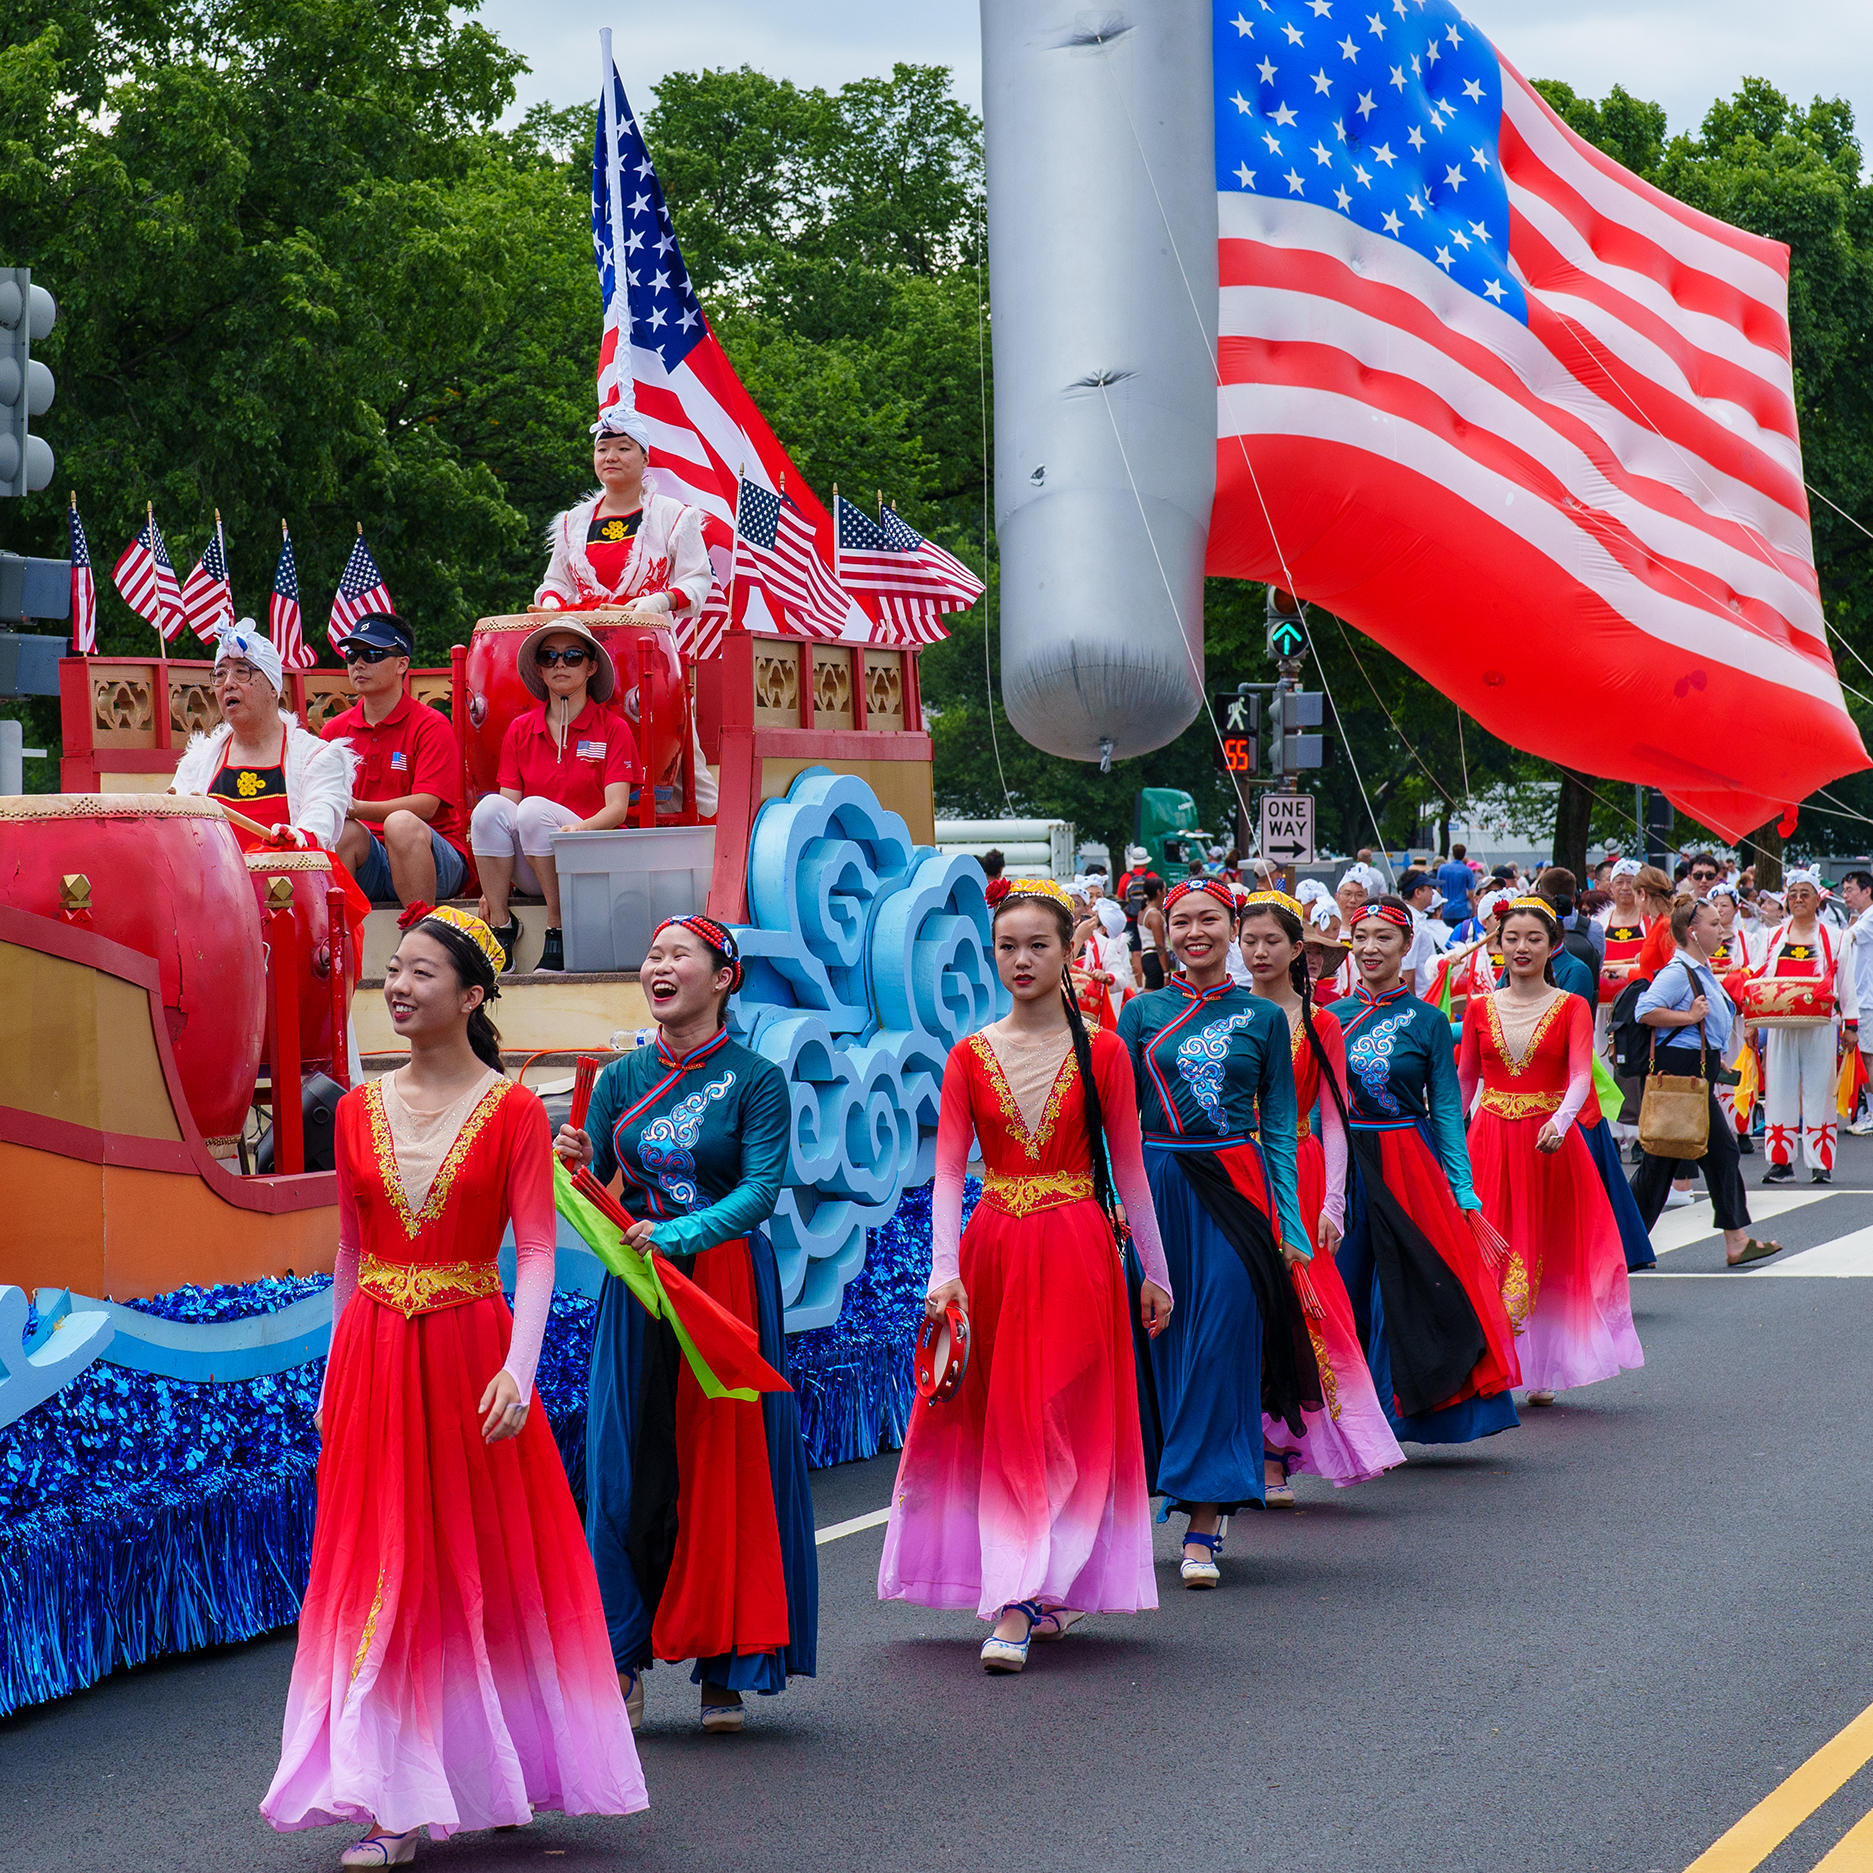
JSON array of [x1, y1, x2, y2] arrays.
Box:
[[1259, 793, 1315, 865]]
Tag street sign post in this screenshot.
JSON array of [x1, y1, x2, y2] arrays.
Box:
[[1259, 793, 1315, 866]]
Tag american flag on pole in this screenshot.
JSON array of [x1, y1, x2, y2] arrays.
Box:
[[68, 495, 96, 653], [181, 513, 236, 642], [1207, 0, 1864, 840], [732, 477, 853, 641], [591, 37, 861, 650], [111, 507, 186, 644], [328, 527, 393, 651], [271, 524, 316, 671], [833, 495, 983, 646]]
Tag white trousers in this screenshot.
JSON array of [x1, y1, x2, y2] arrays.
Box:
[[1763, 1023, 1837, 1171], [469, 793, 571, 896]]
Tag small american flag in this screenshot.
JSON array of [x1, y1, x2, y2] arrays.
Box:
[[111, 507, 186, 643], [180, 513, 235, 642], [833, 495, 982, 647], [327, 527, 393, 651], [68, 495, 96, 653], [732, 477, 854, 641], [271, 524, 316, 671]]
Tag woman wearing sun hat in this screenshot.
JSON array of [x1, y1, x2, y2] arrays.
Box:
[[554, 914, 816, 1736], [468, 618, 640, 973]]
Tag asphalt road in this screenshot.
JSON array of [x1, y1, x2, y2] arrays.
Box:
[[10, 1144, 1873, 1873]]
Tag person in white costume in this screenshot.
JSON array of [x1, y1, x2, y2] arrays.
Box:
[[1839, 868, 1873, 1135]]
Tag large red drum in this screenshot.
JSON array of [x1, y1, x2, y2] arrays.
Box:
[[0, 794, 266, 1147], [244, 851, 339, 1075], [463, 611, 689, 801]]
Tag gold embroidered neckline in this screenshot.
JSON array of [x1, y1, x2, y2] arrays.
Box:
[[366, 1075, 512, 1239], [1485, 988, 1566, 1077], [968, 1030, 1077, 1162]]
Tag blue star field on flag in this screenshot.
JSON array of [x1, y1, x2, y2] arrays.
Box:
[[592, 75, 709, 376], [736, 479, 786, 551], [1213, 0, 1527, 322]]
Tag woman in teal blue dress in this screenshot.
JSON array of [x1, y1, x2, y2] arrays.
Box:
[[1329, 896, 1522, 1445], [555, 914, 816, 1736], [1116, 878, 1318, 1588]]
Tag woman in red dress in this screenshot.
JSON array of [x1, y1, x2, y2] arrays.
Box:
[[263, 905, 643, 1866], [1458, 899, 1644, 1405], [878, 881, 1174, 1673], [1237, 893, 1404, 1493]]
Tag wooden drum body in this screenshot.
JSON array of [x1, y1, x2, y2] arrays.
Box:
[[0, 795, 266, 1145], [244, 851, 338, 1073], [463, 612, 688, 798], [1739, 976, 1834, 1029]]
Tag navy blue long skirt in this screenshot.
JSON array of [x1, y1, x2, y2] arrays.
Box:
[[1135, 1141, 1267, 1515], [586, 1229, 818, 1693], [1580, 1116, 1657, 1270]]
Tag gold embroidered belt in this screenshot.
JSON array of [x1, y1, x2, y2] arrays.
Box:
[[359, 1254, 501, 1318], [1295, 1116, 1312, 1141], [1479, 1088, 1562, 1120], [981, 1170, 1096, 1217]]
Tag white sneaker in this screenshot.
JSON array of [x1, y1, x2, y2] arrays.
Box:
[[1849, 1118, 1873, 1137], [1664, 1187, 1693, 1209]]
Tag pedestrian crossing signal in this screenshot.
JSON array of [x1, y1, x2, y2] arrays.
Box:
[[1212, 733, 1258, 774]]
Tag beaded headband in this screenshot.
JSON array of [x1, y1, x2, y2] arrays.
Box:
[[397, 900, 507, 982], [1163, 877, 1236, 914], [1240, 888, 1307, 921], [651, 914, 744, 991], [997, 877, 1076, 912], [1348, 900, 1411, 932]]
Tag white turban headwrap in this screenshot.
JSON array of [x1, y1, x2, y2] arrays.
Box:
[[1610, 857, 1643, 880], [214, 619, 283, 696], [592, 406, 652, 453]]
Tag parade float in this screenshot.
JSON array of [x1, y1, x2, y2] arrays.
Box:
[[0, 37, 990, 1714]]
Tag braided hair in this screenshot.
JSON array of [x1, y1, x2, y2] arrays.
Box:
[[991, 894, 1122, 1241], [1239, 899, 1353, 1135]]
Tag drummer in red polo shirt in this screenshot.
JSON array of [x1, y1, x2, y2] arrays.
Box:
[[321, 612, 472, 909], [468, 619, 640, 973]]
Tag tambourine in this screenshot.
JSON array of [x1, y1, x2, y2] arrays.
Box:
[[914, 1302, 971, 1406]]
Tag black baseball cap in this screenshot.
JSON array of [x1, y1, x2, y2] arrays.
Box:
[[338, 612, 414, 657]]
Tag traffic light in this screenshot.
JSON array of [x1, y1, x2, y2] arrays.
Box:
[[1211, 686, 1260, 775], [1269, 681, 1325, 775], [0, 268, 56, 498], [1266, 587, 1305, 661]]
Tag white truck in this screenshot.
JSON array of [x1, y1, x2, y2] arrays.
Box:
[[934, 818, 1077, 881]]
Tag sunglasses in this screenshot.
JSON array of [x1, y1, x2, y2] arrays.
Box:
[[343, 644, 400, 664], [534, 646, 592, 668]]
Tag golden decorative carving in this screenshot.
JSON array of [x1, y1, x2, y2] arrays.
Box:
[[169, 681, 222, 739], [264, 876, 296, 909], [59, 873, 91, 910], [752, 646, 800, 724], [244, 851, 334, 875], [0, 792, 227, 821], [299, 684, 353, 734], [862, 652, 904, 728], [811, 647, 853, 727], [93, 675, 154, 734], [409, 673, 453, 713]]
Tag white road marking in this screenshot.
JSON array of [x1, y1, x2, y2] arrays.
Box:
[[1648, 1189, 1832, 1256], [1758, 1228, 1873, 1277], [815, 1506, 891, 1545]]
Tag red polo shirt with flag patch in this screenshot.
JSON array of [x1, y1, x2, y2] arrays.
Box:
[[321, 691, 469, 860], [495, 698, 639, 820]]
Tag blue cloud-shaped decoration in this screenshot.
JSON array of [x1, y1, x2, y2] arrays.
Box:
[[732, 769, 1008, 1328], [740, 768, 917, 1033]]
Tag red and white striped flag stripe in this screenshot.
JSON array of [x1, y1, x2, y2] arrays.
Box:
[[1207, 5, 1863, 841], [180, 516, 235, 643], [111, 511, 186, 643], [731, 477, 853, 641], [68, 498, 97, 654]]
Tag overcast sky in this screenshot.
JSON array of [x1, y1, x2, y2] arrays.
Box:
[[483, 0, 1870, 151]]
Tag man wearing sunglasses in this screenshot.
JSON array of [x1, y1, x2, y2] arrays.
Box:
[[321, 612, 471, 908]]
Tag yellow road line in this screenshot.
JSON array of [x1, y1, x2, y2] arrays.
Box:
[[1811, 1805, 1873, 1871], [1686, 1698, 1873, 1872]]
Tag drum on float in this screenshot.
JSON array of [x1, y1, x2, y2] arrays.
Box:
[[462, 611, 691, 802], [244, 850, 340, 1075], [0, 794, 266, 1149]]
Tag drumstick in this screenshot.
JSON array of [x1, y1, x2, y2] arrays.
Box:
[[205, 799, 297, 843], [570, 1055, 603, 1134]]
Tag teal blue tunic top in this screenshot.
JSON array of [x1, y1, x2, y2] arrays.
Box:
[[1116, 979, 1309, 1257], [1328, 985, 1480, 1210], [582, 1026, 791, 1253]]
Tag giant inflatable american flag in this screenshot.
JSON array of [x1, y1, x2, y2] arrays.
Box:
[[593, 50, 861, 653], [1207, 0, 1865, 839]]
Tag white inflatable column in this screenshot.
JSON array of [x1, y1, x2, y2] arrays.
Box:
[[981, 0, 1217, 762]]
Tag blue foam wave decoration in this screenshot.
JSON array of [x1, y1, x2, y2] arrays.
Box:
[[730, 767, 1004, 1329]]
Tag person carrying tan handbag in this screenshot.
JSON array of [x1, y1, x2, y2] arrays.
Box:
[[1632, 899, 1782, 1267]]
